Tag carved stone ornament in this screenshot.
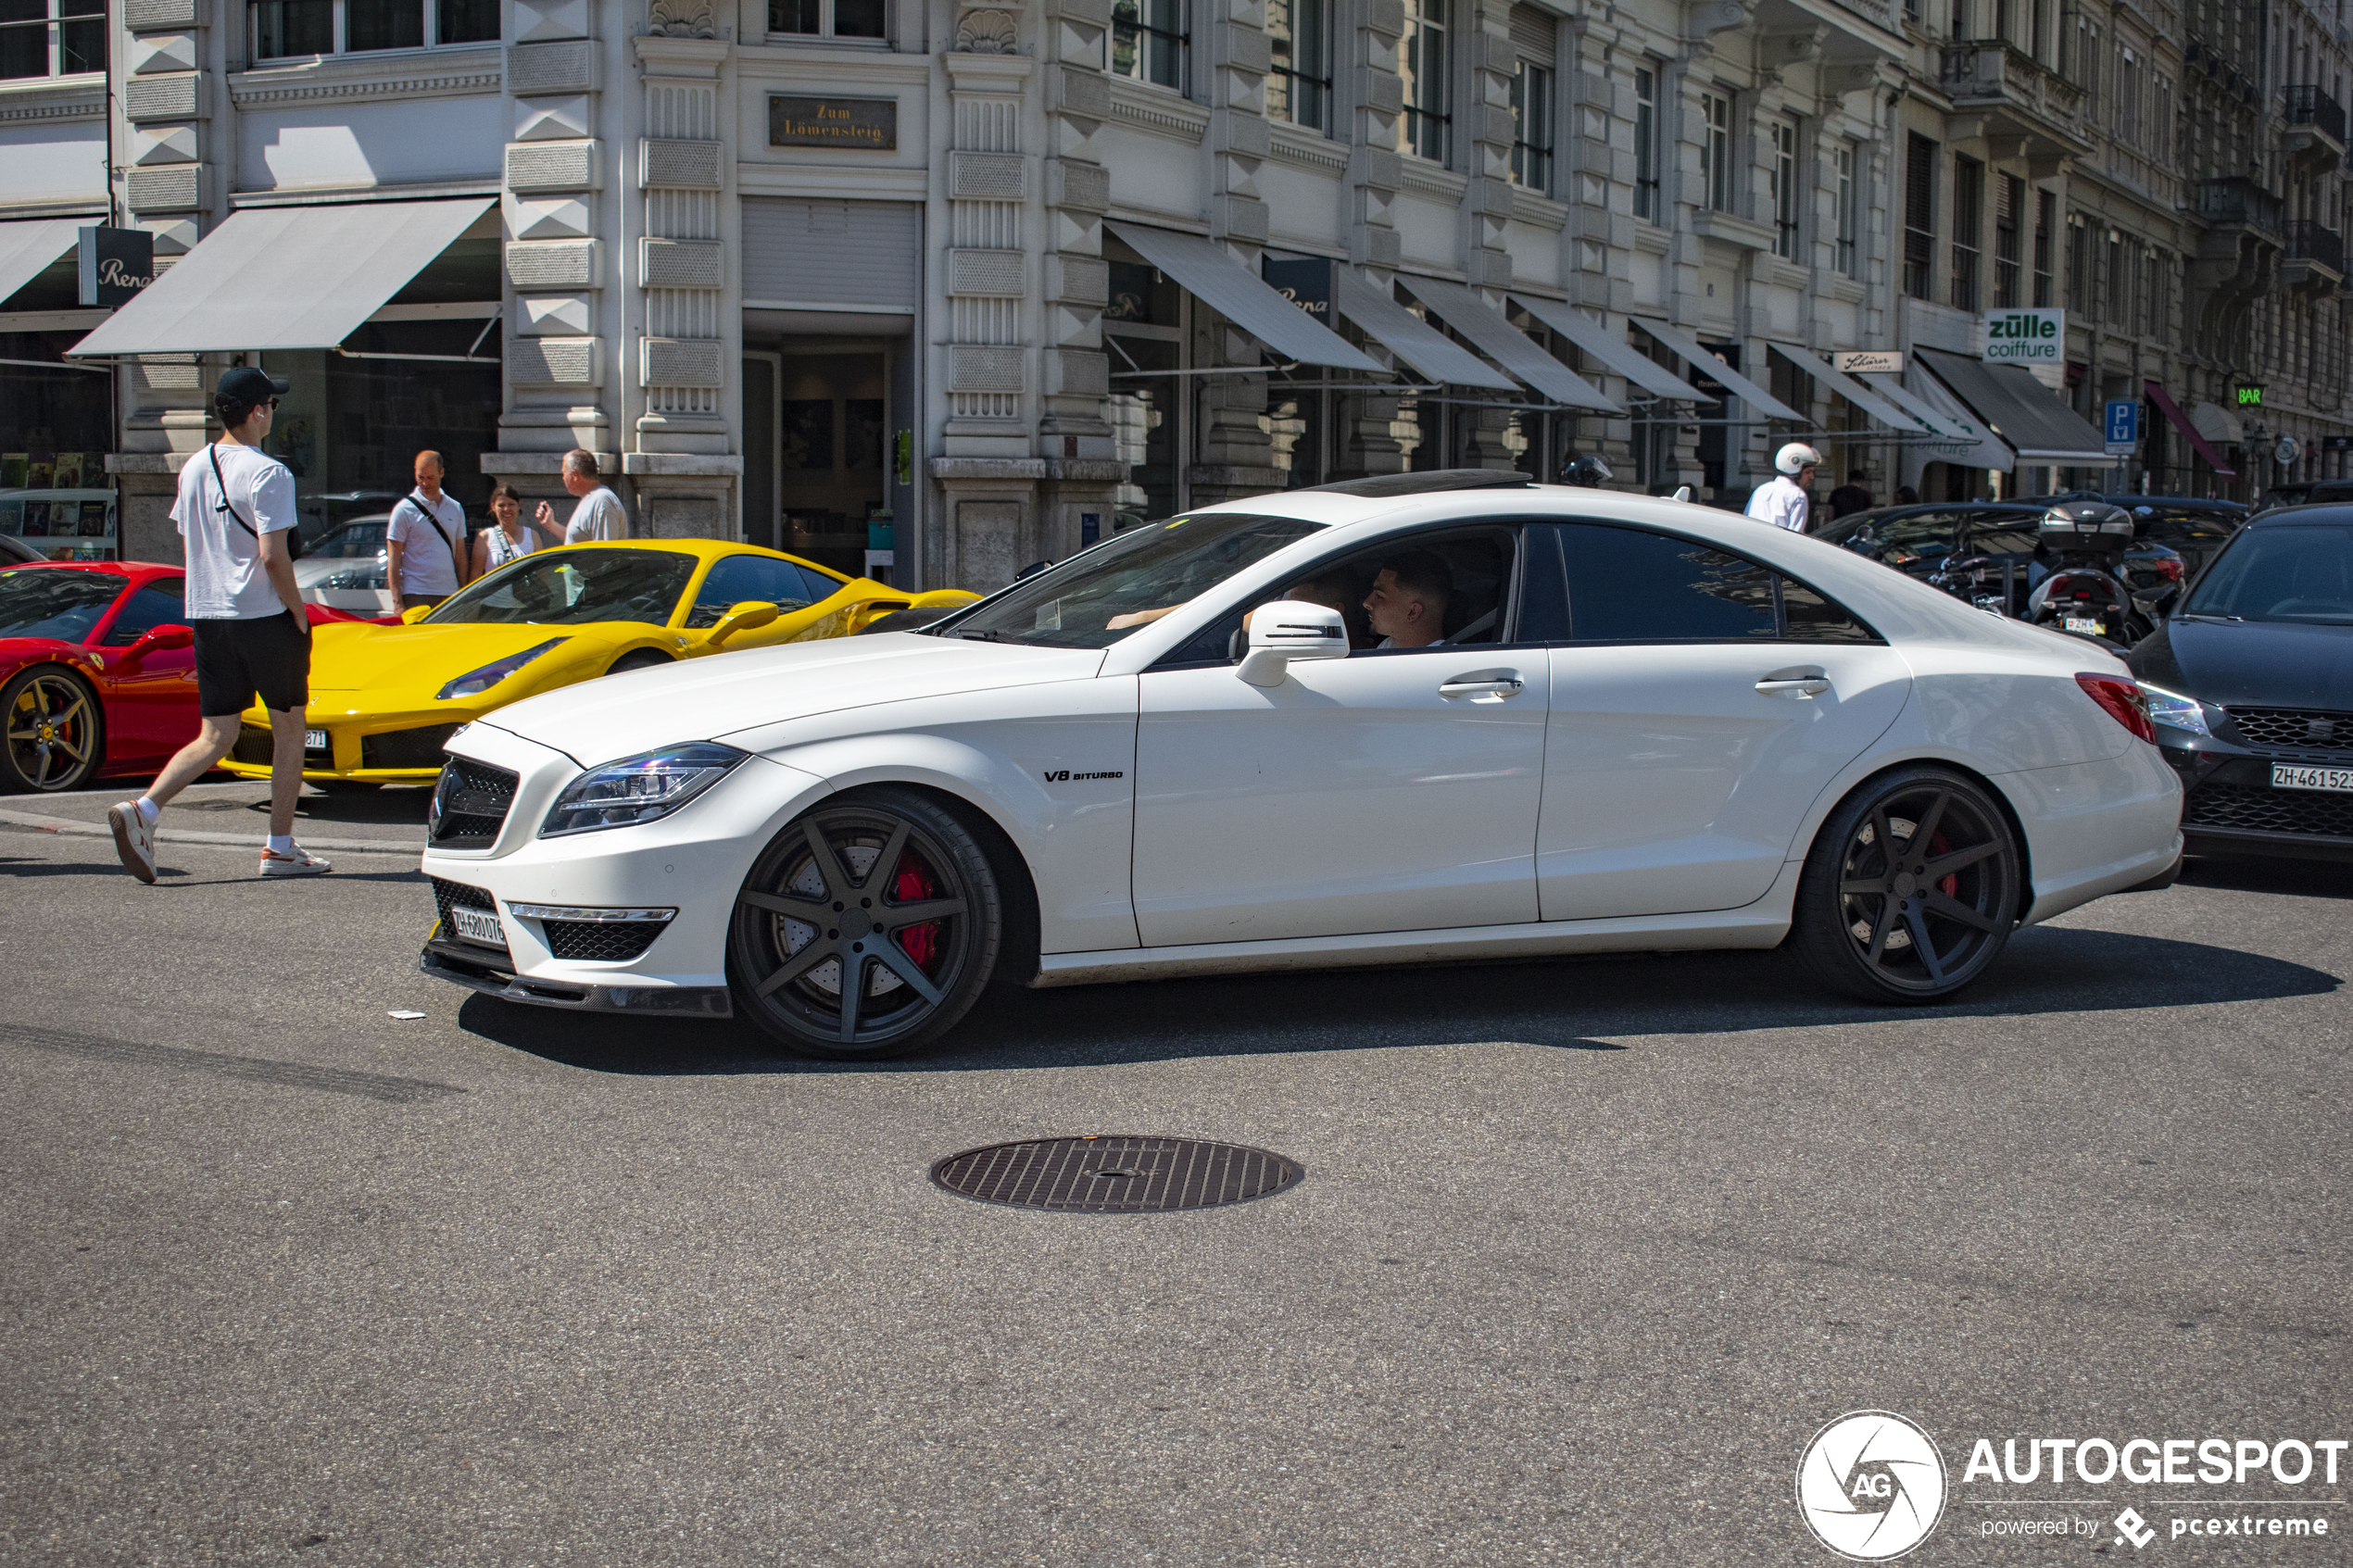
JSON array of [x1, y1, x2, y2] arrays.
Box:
[[954, 8, 1018, 52], [648, 0, 715, 39]]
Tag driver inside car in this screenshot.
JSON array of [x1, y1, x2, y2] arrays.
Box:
[[1362, 551, 1453, 648]]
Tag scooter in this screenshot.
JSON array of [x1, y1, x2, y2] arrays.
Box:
[[2020, 502, 2156, 649]]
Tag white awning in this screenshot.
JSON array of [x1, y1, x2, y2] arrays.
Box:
[[1331, 267, 1513, 389], [1629, 319, 1806, 421], [1856, 372, 1980, 443], [0, 219, 83, 307], [1396, 277, 1621, 411], [69, 198, 496, 357], [1766, 343, 1924, 434], [1511, 295, 1712, 402], [1107, 222, 1385, 373]]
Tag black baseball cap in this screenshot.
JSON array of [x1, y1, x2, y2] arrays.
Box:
[[216, 365, 290, 402]]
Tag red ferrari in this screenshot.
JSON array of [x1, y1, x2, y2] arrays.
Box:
[[0, 560, 373, 794]]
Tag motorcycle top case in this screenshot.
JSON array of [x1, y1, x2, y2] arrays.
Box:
[[2037, 509, 2134, 555]]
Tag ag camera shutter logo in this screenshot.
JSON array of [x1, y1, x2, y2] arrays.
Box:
[[1796, 1411, 1948, 1560]]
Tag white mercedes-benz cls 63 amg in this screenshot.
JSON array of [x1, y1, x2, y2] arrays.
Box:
[[417, 471, 2183, 1060]]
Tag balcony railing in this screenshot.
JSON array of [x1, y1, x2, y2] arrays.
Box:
[[2196, 177, 2284, 233], [2286, 220, 2346, 273], [2285, 84, 2348, 145], [1939, 40, 2087, 137]]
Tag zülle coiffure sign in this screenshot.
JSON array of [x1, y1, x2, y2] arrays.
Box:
[[1982, 307, 2063, 366]]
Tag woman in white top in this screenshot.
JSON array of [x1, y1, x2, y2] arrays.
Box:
[[471, 483, 564, 577]]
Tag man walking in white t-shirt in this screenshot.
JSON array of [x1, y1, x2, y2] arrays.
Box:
[[385, 449, 470, 615], [107, 367, 330, 882], [536, 448, 627, 544]]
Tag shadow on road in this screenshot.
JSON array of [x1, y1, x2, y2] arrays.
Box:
[[2181, 853, 2353, 901], [459, 919, 2340, 1079]]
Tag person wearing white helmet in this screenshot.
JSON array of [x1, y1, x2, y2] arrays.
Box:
[[1746, 442, 1821, 533]]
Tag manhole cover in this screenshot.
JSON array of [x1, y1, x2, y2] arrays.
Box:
[[929, 1135, 1303, 1213]]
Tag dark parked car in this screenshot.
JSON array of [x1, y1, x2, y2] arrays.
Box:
[[2257, 480, 2353, 514], [2129, 503, 2353, 860], [0, 533, 41, 566], [1813, 502, 2184, 629]]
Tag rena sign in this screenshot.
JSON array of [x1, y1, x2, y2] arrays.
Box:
[[1982, 307, 2064, 366]]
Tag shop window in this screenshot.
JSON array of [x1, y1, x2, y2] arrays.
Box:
[[1265, 0, 1327, 131], [0, 0, 102, 79], [0, 328, 115, 559], [1399, 0, 1449, 163], [252, 0, 497, 60], [1700, 91, 1732, 213], [1632, 65, 1660, 222], [768, 0, 886, 41], [1112, 0, 1185, 90]]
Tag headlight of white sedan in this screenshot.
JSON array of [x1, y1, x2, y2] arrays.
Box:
[[2138, 682, 2212, 737], [541, 743, 749, 837]]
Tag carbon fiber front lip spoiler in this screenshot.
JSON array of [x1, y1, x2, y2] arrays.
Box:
[[418, 940, 733, 1017]]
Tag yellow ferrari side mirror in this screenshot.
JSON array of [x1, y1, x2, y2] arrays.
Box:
[[399, 604, 434, 624], [705, 600, 780, 646]]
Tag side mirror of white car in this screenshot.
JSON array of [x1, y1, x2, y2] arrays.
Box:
[[1236, 600, 1349, 688]]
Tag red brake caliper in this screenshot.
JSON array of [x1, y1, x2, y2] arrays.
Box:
[[892, 852, 942, 971], [1931, 833, 1957, 898]]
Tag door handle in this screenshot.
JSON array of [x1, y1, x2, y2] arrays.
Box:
[[1439, 671, 1526, 702], [1755, 675, 1831, 697]]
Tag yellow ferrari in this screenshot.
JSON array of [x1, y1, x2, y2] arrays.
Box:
[[222, 539, 975, 787]]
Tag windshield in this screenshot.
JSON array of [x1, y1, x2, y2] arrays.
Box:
[[2183, 524, 2353, 623], [0, 568, 122, 642], [427, 549, 697, 627], [939, 512, 1323, 648]]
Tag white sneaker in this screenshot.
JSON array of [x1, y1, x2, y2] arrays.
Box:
[[107, 801, 156, 884], [258, 844, 333, 877]]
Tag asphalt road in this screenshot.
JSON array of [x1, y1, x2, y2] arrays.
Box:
[[2, 781, 2347, 1567]]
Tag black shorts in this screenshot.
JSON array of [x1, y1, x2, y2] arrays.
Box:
[[194, 612, 310, 717]]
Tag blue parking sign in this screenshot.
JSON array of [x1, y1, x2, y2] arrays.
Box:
[[2105, 399, 2139, 450]]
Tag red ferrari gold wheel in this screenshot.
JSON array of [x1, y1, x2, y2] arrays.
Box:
[[2, 667, 103, 793]]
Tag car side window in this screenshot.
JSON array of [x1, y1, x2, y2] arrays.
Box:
[[1556, 523, 1777, 640], [1543, 523, 1880, 644], [1964, 524, 2040, 558], [686, 556, 813, 628], [1843, 510, 1957, 568], [98, 579, 186, 646], [795, 564, 845, 603], [1151, 525, 1523, 668]]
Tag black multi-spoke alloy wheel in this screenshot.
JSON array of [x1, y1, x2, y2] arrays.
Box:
[[728, 788, 1003, 1060], [1793, 766, 2022, 1004], [1, 667, 103, 793]]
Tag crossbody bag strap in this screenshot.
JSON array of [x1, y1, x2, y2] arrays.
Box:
[[408, 492, 464, 576], [209, 444, 258, 541]]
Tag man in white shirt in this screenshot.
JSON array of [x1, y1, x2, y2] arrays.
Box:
[[1746, 443, 1822, 533], [535, 448, 627, 544], [107, 367, 331, 882], [384, 449, 470, 615]]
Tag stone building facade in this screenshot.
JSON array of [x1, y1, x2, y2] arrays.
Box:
[[0, 0, 2346, 578]]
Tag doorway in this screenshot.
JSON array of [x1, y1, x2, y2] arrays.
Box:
[[742, 332, 914, 582]]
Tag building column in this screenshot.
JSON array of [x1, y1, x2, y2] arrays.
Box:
[[1038, 0, 1122, 551], [109, 0, 216, 561], [487, 0, 615, 504]]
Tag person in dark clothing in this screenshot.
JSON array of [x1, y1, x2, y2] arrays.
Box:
[[1894, 485, 1920, 505], [1828, 469, 1877, 519]]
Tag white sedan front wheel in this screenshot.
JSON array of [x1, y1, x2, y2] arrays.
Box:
[[728, 788, 1003, 1060]]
